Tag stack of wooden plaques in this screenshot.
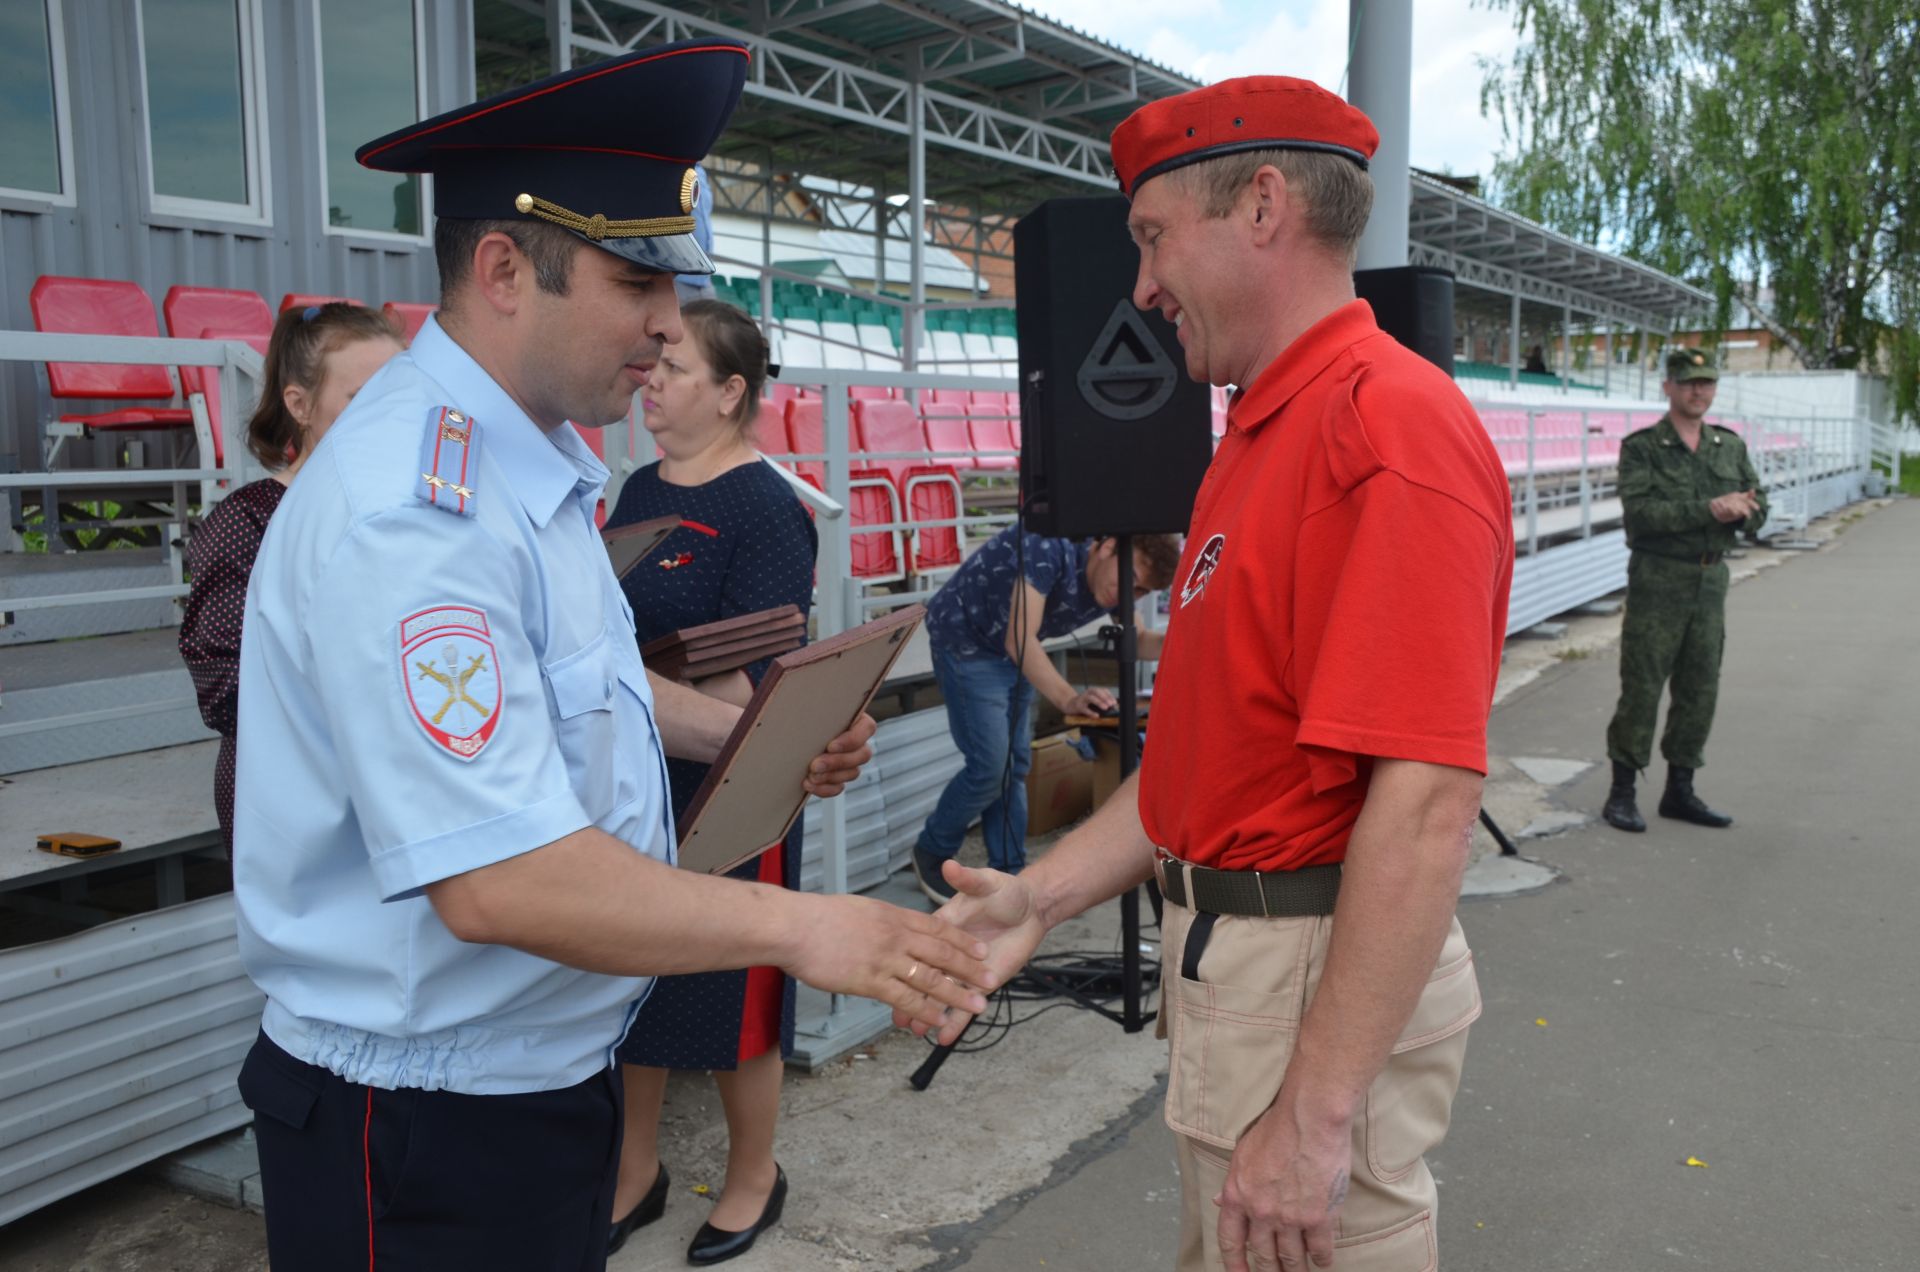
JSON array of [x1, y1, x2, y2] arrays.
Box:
[[641, 605, 807, 682]]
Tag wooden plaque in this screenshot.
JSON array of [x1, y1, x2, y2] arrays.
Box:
[[675, 606, 925, 875], [602, 516, 681, 581], [640, 605, 803, 660]]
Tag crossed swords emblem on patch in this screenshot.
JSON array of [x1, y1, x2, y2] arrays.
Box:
[[414, 641, 494, 725]]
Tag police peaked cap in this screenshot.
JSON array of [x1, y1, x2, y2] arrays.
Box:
[[356, 39, 749, 276], [1110, 76, 1379, 198]]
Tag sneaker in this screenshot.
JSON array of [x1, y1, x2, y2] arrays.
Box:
[[912, 845, 957, 904]]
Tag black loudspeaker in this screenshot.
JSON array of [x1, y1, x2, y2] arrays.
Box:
[[1354, 265, 1456, 374], [1014, 196, 1211, 538]]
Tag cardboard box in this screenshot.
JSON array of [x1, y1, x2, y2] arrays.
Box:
[[1026, 730, 1093, 835], [1087, 729, 1124, 810]]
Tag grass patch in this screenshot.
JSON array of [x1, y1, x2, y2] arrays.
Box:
[[1556, 646, 1593, 661], [1899, 463, 1920, 498]]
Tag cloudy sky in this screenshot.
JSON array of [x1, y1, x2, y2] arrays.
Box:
[[1018, 0, 1523, 181]]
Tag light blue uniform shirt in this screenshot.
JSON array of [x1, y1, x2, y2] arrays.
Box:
[[233, 315, 674, 1095]]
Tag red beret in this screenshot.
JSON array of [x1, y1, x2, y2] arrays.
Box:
[[1110, 76, 1379, 198]]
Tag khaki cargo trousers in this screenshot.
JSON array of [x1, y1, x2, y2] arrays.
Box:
[[1160, 898, 1480, 1271]]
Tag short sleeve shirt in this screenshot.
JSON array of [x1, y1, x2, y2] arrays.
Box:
[[1139, 301, 1515, 872], [924, 525, 1110, 660], [232, 315, 674, 1095]]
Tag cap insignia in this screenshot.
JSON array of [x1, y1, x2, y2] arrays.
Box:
[[511, 191, 694, 240], [680, 168, 698, 215]]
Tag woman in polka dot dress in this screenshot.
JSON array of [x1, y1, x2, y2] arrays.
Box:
[[177, 304, 404, 858], [603, 300, 816, 1264]]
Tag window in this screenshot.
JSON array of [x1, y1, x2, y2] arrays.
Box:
[[318, 0, 426, 238], [0, 1, 72, 202], [137, 0, 267, 222]]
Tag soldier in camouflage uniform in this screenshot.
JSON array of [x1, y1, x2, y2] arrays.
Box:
[[1602, 348, 1767, 832]]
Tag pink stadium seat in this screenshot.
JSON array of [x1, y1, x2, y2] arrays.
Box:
[[30, 275, 195, 434], [751, 402, 791, 456], [967, 414, 1019, 471], [924, 388, 968, 406], [853, 399, 962, 572], [765, 381, 806, 407], [788, 399, 903, 581], [922, 413, 976, 470], [382, 301, 437, 343], [279, 292, 363, 313], [847, 384, 893, 401]]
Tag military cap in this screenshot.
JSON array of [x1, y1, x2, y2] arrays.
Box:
[[1110, 76, 1379, 198], [356, 39, 749, 275], [1665, 348, 1719, 382]]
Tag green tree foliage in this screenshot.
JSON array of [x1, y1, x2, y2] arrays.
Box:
[[1480, 0, 1920, 416]]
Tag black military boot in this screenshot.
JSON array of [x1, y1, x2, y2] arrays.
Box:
[[1658, 766, 1733, 827], [1601, 760, 1646, 833]]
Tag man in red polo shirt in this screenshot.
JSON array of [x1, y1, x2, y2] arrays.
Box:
[[908, 77, 1513, 1271]]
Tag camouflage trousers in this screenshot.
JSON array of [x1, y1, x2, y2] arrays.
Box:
[[1606, 552, 1729, 771]]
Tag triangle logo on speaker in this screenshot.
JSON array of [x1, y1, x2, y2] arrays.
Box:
[[1076, 300, 1178, 421]]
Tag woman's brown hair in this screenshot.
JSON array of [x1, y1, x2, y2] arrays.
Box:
[[677, 298, 773, 437], [246, 303, 401, 468]]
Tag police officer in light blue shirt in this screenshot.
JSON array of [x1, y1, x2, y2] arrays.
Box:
[[230, 41, 991, 1272]]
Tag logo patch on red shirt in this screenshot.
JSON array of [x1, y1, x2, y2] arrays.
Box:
[[399, 605, 502, 761], [1180, 534, 1225, 607]]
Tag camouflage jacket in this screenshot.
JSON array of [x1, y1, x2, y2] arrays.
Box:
[[1618, 416, 1768, 558]]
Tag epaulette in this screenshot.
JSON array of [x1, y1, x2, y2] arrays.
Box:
[[416, 406, 479, 517]]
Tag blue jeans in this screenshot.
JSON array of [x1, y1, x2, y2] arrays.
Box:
[[918, 648, 1036, 872]]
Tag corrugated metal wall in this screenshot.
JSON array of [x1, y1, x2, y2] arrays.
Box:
[[0, 0, 474, 474], [0, 894, 263, 1228]]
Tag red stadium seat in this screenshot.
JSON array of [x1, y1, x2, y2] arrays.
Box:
[[161, 286, 274, 468], [847, 384, 893, 401], [788, 399, 904, 581], [382, 301, 437, 343], [279, 292, 363, 313], [853, 399, 963, 572], [30, 276, 195, 466]]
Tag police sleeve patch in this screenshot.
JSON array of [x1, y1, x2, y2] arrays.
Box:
[[399, 605, 503, 761], [416, 406, 480, 516]]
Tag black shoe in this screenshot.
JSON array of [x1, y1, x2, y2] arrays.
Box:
[[687, 1165, 786, 1266], [1658, 767, 1733, 828], [1601, 760, 1645, 833], [912, 845, 957, 903], [608, 1163, 670, 1256]]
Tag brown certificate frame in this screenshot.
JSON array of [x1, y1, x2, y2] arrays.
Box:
[[602, 515, 682, 581], [674, 605, 925, 875]]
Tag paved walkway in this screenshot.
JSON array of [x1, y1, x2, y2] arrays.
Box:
[[950, 500, 1920, 1271]]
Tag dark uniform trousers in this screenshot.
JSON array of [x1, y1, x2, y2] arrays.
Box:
[[1606, 551, 1729, 770], [239, 1032, 622, 1271]]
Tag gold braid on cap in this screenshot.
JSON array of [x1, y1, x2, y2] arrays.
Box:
[[512, 192, 694, 240]]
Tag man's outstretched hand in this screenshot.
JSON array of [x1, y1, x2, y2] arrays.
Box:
[[892, 861, 1051, 1045]]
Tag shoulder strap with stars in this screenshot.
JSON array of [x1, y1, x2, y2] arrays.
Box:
[[416, 405, 480, 517]]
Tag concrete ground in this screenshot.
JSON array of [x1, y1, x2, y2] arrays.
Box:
[[2, 498, 1911, 1270]]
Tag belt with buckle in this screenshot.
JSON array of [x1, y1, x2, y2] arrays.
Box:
[[1155, 855, 1341, 917], [1698, 551, 1724, 566]]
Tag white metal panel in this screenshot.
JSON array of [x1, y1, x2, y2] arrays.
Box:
[[0, 894, 262, 1228]]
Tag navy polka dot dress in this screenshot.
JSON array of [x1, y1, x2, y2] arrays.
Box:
[[178, 478, 286, 859], [609, 457, 817, 1070]]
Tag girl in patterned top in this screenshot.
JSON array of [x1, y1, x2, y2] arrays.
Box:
[[177, 303, 404, 856]]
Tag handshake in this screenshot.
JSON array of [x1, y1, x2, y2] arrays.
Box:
[[1709, 489, 1761, 524]]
